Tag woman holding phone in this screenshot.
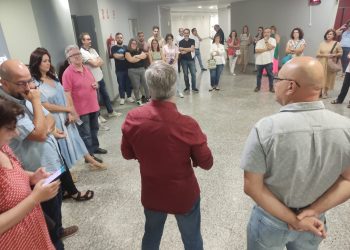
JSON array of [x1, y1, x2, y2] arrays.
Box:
[[0, 96, 59, 250]]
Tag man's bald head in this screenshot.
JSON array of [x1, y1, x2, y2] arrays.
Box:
[[0, 59, 29, 82], [279, 57, 324, 90], [275, 57, 323, 105]]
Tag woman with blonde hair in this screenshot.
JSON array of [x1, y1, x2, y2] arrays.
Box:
[[239, 25, 252, 73]]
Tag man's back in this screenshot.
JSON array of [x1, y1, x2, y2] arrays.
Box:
[[241, 101, 350, 207]]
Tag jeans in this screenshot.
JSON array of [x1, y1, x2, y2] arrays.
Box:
[[209, 64, 224, 87], [128, 67, 149, 100], [181, 59, 197, 90], [195, 49, 205, 69], [41, 188, 64, 250], [337, 72, 350, 103], [341, 47, 350, 73], [97, 79, 113, 114], [142, 198, 203, 250], [77, 111, 99, 154], [116, 70, 132, 99], [247, 206, 325, 250], [256, 63, 274, 89]]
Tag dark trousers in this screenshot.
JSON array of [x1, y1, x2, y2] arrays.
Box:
[[337, 72, 350, 103], [41, 188, 64, 250], [341, 47, 350, 73], [116, 70, 132, 99], [178, 54, 182, 73], [60, 160, 78, 196], [142, 198, 203, 250], [256, 63, 274, 89], [98, 79, 113, 113], [77, 111, 99, 154], [181, 59, 197, 90]]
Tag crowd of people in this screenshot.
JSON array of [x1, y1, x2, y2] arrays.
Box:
[[1, 19, 350, 250]]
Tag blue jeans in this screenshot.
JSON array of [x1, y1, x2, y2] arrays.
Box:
[[209, 64, 224, 87], [195, 49, 205, 69], [256, 63, 274, 89], [142, 198, 203, 250], [98, 79, 113, 113], [247, 206, 326, 250], [341, 47, 350, 73], [116, 70, 132, 99], [77, 111, 99, 154], [181, 59, 197, 90]]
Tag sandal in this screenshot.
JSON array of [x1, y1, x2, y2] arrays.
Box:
[[331, 99, 342, 104], [62, 191, 71, 200], [71, 190, 94, 202]]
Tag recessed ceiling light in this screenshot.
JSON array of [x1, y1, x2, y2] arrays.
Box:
[[198, 6, 202, 8], [209, 6, 214, 9]]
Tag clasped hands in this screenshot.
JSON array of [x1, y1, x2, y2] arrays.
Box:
[[288, 209, 327, 239]]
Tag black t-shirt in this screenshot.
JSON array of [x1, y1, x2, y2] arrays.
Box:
[[111, 45, 128, 72], [126, 49, 145, 69], [179, 38, 195, 61]]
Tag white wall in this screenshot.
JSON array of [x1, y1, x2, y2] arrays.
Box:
[[0, 0, 41, 63], [231, 0, 339, 63], [218, 6, 231, 38], [160, 7, 171, 36], [31, 0, 76, 68]]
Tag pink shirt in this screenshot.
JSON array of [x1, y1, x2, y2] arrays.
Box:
[[162, 44, 179, 70], [62, 64, 99, 116]]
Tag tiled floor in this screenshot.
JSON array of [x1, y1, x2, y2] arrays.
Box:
[[62, 41, 350, 250]]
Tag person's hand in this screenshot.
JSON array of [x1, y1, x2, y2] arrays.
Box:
[[52, 128, 66, 139], [92, 82, 99, 89], [290, 216, 326, 238], [30, 167, 50, 185], [67, 112, 76, 123], [22, 88, 41, 103], [30, 179, 60, 203]]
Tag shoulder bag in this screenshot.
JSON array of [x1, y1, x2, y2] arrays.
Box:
[[207, 55, 217, 69], [327, 42, 342, 73]]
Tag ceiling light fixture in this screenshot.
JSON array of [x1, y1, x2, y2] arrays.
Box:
[[198, 6, 202, 8]]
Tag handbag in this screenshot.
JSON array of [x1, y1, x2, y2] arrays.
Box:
[[327, 42, 342, 73], [281, 54, 292, 65], [207, 56, 217, 69], [235, 49, 241, 56]]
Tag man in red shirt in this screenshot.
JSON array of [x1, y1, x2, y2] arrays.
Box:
[[121, 61, 213, 250]]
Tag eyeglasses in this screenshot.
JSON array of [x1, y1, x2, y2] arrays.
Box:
[[69, 52, 82, 58], [4, 77, 35, 87], [273, 77, 301, 87]]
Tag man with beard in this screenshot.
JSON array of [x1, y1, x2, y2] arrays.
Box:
[[147, 25, 165, 48], [111, 32, 134, 105]]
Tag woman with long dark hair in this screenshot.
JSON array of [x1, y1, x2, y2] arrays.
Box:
[[227, 30, 240, 75]]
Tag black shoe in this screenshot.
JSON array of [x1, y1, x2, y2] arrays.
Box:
[[141, 96, 147, 103], [192, 88, 199, 92], [85, 154, 103, 163], [269, 88, 275, 93], [201, 68, 207, 71], [254, 87, 260, 92], [94, 148, 108, 154], [183, 88, 190, 92]]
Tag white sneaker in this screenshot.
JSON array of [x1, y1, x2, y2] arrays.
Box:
[[120, 98, 125, 105], [99, 124, 110, 131], [127, 97, 135, 103], [136, 100, 143, 106], [232, 73, 236, 76], [107, 111, 122, 118], [179, 93, 184, 98], [98, 116, 107, 124]]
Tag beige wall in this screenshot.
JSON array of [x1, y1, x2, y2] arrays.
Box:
[[0, 0, 40, 63]]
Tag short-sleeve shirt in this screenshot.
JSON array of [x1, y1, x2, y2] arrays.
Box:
[[190, 35, 200, 49], [287, 39, 306, 57], [162, 44, 179, 69], [340, 30, 350, 48], [62, 64, 99, 116], [147, 36, 165, 48], [0, 88, 64, 173], [179, 38, 195, 61], [126, 49, 145, 69], [80, 47, 103, 82], [255, 37, 276, 65], [241, 101, 350, 208], [111, 45, 128, 72]]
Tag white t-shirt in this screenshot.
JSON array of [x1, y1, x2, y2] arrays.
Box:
[[255, 37, 276, 65], [190, 35, 200, 49], [176, 35, 183, 46], [80, 47, 103, 82]]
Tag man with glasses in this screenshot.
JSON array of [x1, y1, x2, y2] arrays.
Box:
[[241, 56, 350, 250], [179, 28, 199, 92], [0, 59, 79, 249], [62, 45, 107, 161], [254, 28, 276, 93]]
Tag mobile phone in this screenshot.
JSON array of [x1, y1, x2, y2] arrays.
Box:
[[43, 166, 65, 186], [64, 118, 70, 127], [169, 58, 174, 64], [76, 119, 83, 126]]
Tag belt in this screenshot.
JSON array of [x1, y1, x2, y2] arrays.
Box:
[[289, 205, 310, 214]]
